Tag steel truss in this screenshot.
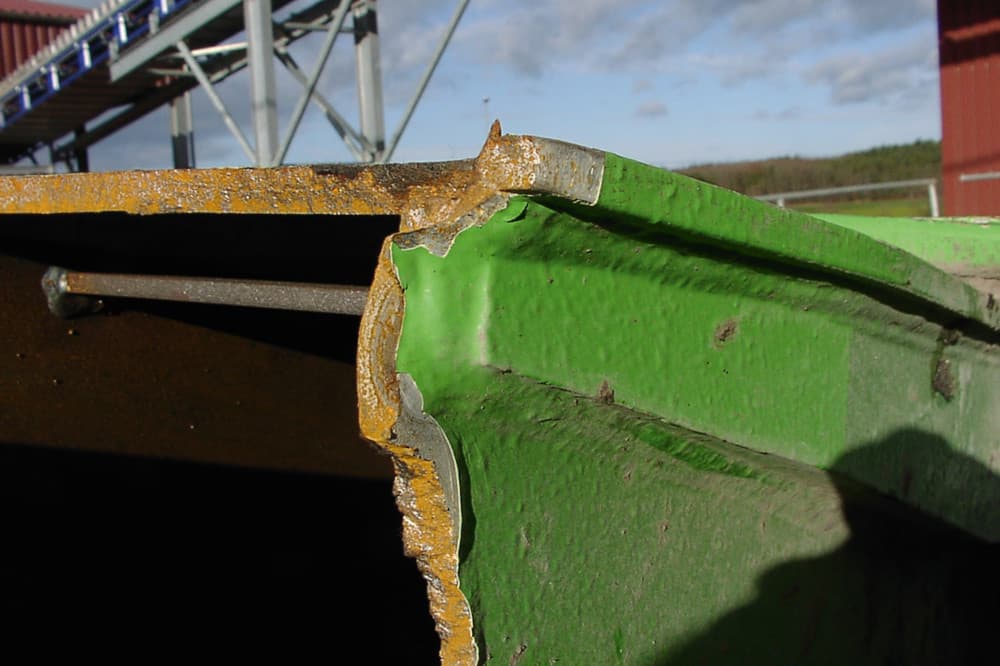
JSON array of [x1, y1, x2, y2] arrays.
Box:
[[0, 0, 469, 168]]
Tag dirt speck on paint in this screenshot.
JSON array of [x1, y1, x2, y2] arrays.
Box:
[[509, 643, 528, 666], [597, 380, 615, 404], [714, 318, 739, 345]]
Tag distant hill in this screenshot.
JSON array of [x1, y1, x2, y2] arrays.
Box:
[[679, 140, 941, 199]]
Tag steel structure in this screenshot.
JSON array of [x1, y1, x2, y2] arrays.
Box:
[[1, 128, 998, 663], [0, 0, 469, 169]]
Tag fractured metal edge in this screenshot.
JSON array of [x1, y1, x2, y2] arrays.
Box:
[[396, 373, 462, 551], [475, 130, 606, 206], [394, 194, 513, 258], [350, 130, 608, 665], [356, 240, 478, 666]]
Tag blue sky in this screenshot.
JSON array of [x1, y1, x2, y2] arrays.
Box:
[[56, 0, 941, 170]]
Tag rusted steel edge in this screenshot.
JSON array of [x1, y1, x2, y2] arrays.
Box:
[[0, 125, 600, 223], [356, 124, 605, 665]]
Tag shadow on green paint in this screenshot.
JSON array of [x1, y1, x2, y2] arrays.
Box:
[[661, 428, 999, 665]]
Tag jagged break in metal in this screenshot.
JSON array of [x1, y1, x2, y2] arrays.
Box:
[[395, 373, 462, 550]]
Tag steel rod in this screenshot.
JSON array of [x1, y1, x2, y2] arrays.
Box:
[[43, 267, 369, 318]]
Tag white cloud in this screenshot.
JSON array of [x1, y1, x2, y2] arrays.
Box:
[[632, 79, 654, 93], [753, 106, 802, 121], [805, 36, 938, 105], [33, 0, 942, 169], [457, 0, 939, 98], [635, 101, 668, 117]]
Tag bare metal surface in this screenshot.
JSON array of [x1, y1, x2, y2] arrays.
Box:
[[478, 133, 605, 205], [44, 267, 369, 317], [529, 137, 606, 204], [395, 373, 461, 549]]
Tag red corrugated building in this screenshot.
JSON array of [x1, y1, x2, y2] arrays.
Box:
[[939, 1, 1000, 215], [0, 0, 87, 80]]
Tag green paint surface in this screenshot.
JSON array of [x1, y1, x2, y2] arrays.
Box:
[[817, 213, 1000, 272], [391, 152, 1000, 662], [590, 155, 998, 329]]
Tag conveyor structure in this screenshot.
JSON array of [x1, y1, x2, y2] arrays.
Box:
[[0, 0, 468, 168]]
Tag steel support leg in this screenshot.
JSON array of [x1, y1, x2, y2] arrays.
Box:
[[170, 91, 196, 169], [244, 0, 279, 166], [73, 126, 89, 172], [353, 0, 385, 161]]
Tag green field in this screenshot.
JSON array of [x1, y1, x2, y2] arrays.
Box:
[[789, 197, 931, 217]]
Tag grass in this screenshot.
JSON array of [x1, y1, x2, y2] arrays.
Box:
[[788, 197, 931, 217]]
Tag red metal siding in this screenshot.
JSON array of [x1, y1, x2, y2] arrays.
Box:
[[938, 1, 1000, 215], [1, 21, 63, 78], [0, 1, 87, 80]]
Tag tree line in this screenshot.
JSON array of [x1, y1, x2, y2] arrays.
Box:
[[680, 140, 941, 199]]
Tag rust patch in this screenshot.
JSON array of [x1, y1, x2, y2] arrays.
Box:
[[357, 241, 477, 665], [932, 358, 956, 400], [597, 379, 615, 404], [714, 318, 739, 345]]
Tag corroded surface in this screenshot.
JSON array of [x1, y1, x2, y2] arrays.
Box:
[[357, 239, 477, 665]]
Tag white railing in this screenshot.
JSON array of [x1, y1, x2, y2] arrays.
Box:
[[757, 178, 939, 217], [959, 171, 1000, 183]]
